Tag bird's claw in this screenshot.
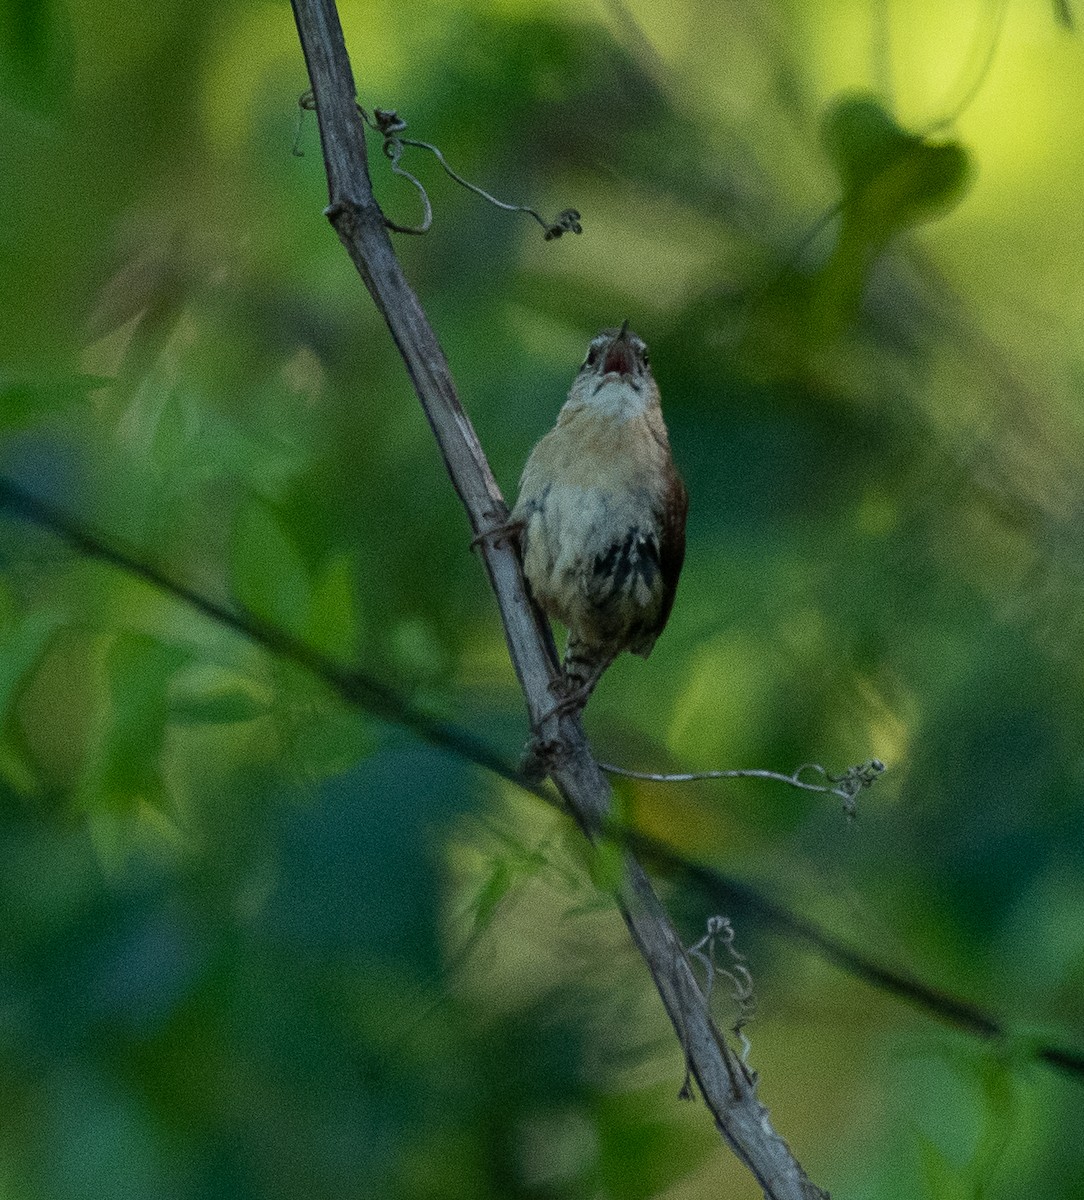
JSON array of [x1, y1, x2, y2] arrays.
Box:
[[519, 678, 587, 779], [536, 676, 589, 722], [470, 516, 524, 553], [520, 734, 569, 781]]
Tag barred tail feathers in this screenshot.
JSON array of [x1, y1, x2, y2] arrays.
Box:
[[563, 636, 616, 701]]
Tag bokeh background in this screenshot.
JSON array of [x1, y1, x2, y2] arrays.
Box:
[[3, 0, 1084, 1195]]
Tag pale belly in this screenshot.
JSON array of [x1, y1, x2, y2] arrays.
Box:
[[517, 480, 666, 655]]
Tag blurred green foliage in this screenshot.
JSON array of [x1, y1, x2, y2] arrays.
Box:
[[2, 0, 1084, 1196]]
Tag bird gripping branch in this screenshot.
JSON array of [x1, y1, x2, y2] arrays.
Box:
[[512, 323, 688, 715]]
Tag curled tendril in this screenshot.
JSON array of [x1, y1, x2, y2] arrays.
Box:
[[542, 209, 584, 240], [802, 759, 886, 817], [686, 915, 756, 1070], [292, 88, 316, 156], [295, 93, 582, 241]]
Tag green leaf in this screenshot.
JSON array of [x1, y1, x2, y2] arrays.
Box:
[[0, 599, 64, 794], [0, 375, 111, 429], [148, 389, 199, 479], [586, 837, 626, 895], [306, 552, 360, 659], [170, 666, 270, 725], [470, 858, 516, 938], [281, 700, 375, 780], [821, 93, 972, 237], [916, 1134, 974, 1200], [596, 1088, 713, 1199], [823, 95, 917, 197], [969, 1051, 1016, 1192], [232, 501, 311, 633], [811, 93, 973, 340], [0, 601, 64, 721], [79, 632, 190, 822], [903, 1042, 1019, 1200]]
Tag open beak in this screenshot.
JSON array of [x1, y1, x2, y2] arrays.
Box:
[[602, 320, 633, 376]]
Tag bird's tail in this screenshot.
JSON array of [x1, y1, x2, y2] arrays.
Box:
[[563, 637, 615, 708]]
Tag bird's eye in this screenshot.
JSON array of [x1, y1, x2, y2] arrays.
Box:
[[641, 351, 650, 367], [585, 347, 599, 367]]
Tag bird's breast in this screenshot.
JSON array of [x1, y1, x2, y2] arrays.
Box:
[[512, 411, 673, 647]]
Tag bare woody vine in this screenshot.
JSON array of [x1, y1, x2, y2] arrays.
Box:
[[288, 0, 844, 1196]]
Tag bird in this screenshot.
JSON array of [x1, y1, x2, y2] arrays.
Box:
[[511, 322, 688, 714]]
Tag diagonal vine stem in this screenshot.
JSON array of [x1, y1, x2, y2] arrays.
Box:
[[288, 1, 829, 1195]]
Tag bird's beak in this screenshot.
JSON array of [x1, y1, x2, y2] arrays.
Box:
[[602, 320, 634, 376]]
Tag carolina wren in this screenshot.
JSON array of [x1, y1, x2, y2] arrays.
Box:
[[511, 323, 688, 711]]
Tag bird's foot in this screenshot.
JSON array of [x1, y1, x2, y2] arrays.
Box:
[[518, 672, 597, 772], [519, 679, 587, 779], [536, 675, 591, 723], [469, 515, 524, 553], [520, 734, 570, 781]]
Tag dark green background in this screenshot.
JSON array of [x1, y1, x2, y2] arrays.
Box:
[[2, 0, 1083, 1195]]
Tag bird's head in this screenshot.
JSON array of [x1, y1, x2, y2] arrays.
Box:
[[571, 321, 656, 412]]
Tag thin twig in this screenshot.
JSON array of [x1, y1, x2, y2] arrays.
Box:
[[600, 758, 886, 817]]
